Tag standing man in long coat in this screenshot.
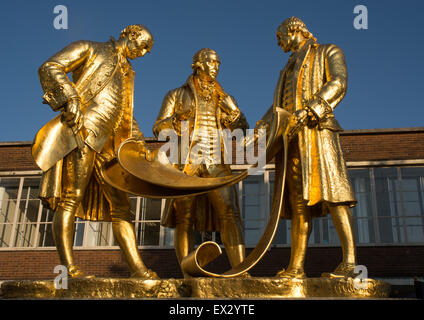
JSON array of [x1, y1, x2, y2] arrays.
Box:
[[260, 17, 358, 279], [32, 25, 158, 279], [153, 48, 248, 273]]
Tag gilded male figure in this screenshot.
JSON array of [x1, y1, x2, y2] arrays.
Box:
[[153, 49, 248, 273], [261, 17, 357, 278], [33, 25, 158, 279]]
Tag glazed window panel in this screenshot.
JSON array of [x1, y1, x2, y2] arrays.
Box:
[[136, 222, 160, 246], [0, 224, 13, 247], [0, 178, 21, 243], [400, 168, 424, 242], [134, 198, 162, 246], [321, 218, 341, 246], [349, 169, 373, 219], [348, 169, 376, 244], [273, 220, 291, 245], [241, 175, 267, 247], [14, 223, 38, 247], [0, 178, 15, 247], [39, 207, 54, 223], [353, 218, 375, 244], [269, 171, 283, 245], [308, 219, 321, 245], [37, 208, 55, 247], [404, 218, 424, 242], [37, 223, 55, 247], [84, 222, 113, 247], [73, 220, 85, 247], [373, 168, 403, 243], [141, 198, 162, 220], [162, 225, 174, 247], [0, 178, 20, 201]]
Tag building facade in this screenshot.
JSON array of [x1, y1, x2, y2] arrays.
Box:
[[0, 128, 423, 296]]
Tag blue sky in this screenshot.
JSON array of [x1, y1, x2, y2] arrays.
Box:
[[0, 0, 423, 142]]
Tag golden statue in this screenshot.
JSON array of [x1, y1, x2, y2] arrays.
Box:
[[257, 17, 358, 279], [153, 48, 249, 274], [3, 19, 391, 300], [31, 25, 159, 279]]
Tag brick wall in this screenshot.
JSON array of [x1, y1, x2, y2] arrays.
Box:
[[340, 129, 424, 162], [0, 143, 39, 172], [1, 246, 423, 280], [0, 129, 424, 281], [0, 249, 181, 280], [1, 128, 424, 172]]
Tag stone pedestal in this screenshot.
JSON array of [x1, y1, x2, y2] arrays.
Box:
[[188, 277, 390, 298], [0, 278, 187, 299], [0, 277, 390, 299]]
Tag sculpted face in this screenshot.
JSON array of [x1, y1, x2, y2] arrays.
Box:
[[197, 52, 221, 80], [276, 26, 306, 53], [126, 30, 153, 59]]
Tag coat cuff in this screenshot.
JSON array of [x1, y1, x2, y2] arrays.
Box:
[[42, 83, 78, 111], [308, 95, 333, 120]]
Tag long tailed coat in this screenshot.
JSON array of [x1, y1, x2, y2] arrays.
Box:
[[263, 39, 356, 219], [153, 75, 248, 231], [33, 38, 143, 221]]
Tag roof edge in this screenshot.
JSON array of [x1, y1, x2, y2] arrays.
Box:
[[341, 127, 424, 135], [1, 127, 423, 146], [0, 141, 33, 146]]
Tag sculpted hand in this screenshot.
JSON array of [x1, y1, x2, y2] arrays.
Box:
[[306, 110, 318, 128], [222, 110, 241, 126], [286, 109, 309, 139], [294, 109, 309, 125], [136, 139, 153, 162], [62, 98, 83, 129], [174, 108, 193, 121]]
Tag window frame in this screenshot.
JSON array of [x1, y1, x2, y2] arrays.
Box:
[[1, 160, 424, 251]]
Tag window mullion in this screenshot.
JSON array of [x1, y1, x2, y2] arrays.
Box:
[[9, 177, 24, 248], [33, 200, 43, 248], [134, 196, 141, 244], [369, 168, 381, 244], [398, 167, 408, 243], [159, 199, 166, 247], [264, 171, 270, 233], [21, 184, 31, 247]]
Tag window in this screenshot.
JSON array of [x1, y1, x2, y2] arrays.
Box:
[[349, 169, 376, 244], [134, 197, 162, 246], [241, 174, 267, 246], [269, 171, 291, 246], [0, 176, 165, 249], [0, 177, 21, 247], [1, 165, 424, 249], [238, 166, 424, 247], [399, 167, 424, 242], [0, 177, 53, 248], [347, 167, 424, 245], [374, 167, 404, 243]]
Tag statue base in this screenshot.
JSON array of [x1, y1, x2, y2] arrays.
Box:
[[1, 277, 390, 299], [0, 278, 188, 299], [188, 277, 390, 298]]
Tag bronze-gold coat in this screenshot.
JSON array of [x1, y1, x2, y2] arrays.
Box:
[[260, 17, 358, 279], [271, 40, 356, 213], [32, 25, 158, 279], [153, 49, 248, 273]]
